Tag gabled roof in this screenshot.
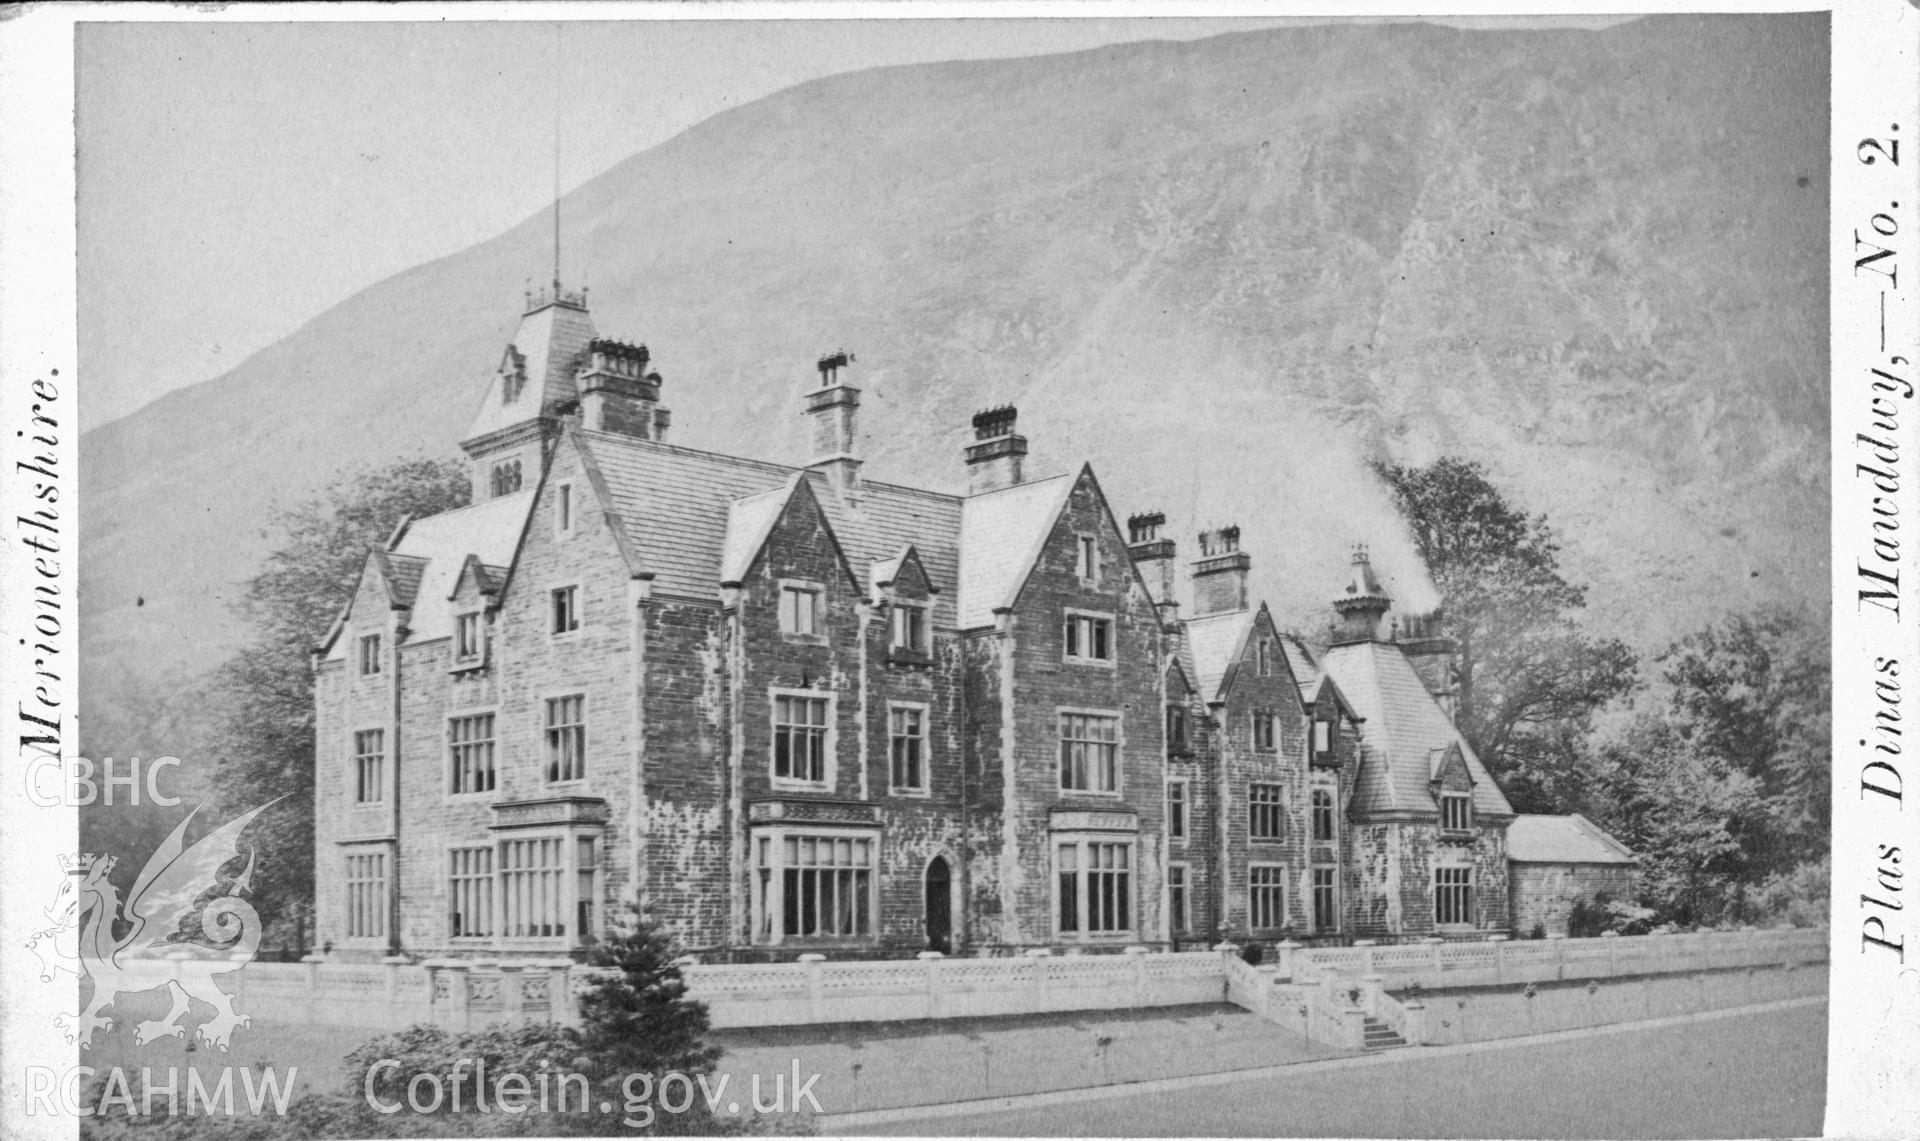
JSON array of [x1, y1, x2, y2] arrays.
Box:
[[380, 488, 536, 645], [383, 552, 428, 609], [870, 545, 935, 603], [720, 474, 806, 585], [1318, 639, 1513, 819], [955, 473, 1076, 629], [577, 430, 963, 626], [462, 299, 597, 443], [451, 553, 507, 600], [1508, 814, 1636, 864], [1185, 609, 1255, 704], [1281, 633, 1321, 693], [319, 546, 417, 656], [1429, 741, 1469, 783], [1301, 671, 1362, 724]]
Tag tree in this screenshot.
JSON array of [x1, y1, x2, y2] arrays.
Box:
[[1578, 718, 1763, 926], [1371, 457, 1637, 802], [1657, 605, 1830, 880], [574, 906, 724, 1079], [202, 458, 469, 950], [1558, 606, 1830, 927]]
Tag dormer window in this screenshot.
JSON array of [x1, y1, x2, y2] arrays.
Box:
[[889, 602, 928, 654], [1310, 717, 1337, 763], [358, 633, 382, 676], [1166, 703, 1189, 753], [1440, 791, 1472, 833], [455, 611, 486, 665]]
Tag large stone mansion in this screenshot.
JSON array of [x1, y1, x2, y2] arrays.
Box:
[[312, 286, 1631, 960]]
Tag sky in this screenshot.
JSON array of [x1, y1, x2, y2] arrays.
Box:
[[75, 12, 1637, 432]]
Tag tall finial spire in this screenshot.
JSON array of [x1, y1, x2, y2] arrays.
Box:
[[551, 21, 563, 293]]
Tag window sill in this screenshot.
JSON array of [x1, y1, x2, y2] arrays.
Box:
[[888, 786, 931, 799], [781, 632, 830, 646], [770, 778, 833, 794], [1057, 786, 1124, 799], [758, 936, 879, 950], [1063, 656, 1117, 669], [449, 659, 488, 676]]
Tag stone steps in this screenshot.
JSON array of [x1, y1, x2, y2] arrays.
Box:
[[1361, 1015, 1407, 1051]]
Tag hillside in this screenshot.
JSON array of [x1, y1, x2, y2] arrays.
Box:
[[77, 15, 1828, 759]]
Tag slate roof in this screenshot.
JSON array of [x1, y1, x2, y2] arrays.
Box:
[[1317, 639, 1513, 819], [463, 300, 598, 442], [719, 475, 805, 585], [577, 430, 966, 627], [1281, 633, 1321, 694], [1184, 609, 1254, 703], [1508, 814, 1636, 864], [954, 473, 1076, 629], [383, 552, 428, 608], [383, 488, 536, 644]]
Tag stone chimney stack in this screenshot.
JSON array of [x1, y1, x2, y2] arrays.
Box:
[[805, 351, 862, 499], [1127, 512, 1179, 618], [577, 339, 670, 441], [965, 405, 1027, 495], [1331, 544, 1393, 644], [1190, 526, 1250, 617], [1396, 607, 1458, 717]]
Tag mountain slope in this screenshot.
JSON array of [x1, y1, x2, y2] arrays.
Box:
[[78, 15, 1829, 758]]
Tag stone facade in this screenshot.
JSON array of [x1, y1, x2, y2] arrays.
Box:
[[311, 289, 1621, 963], [1509, 862, 1637, 937]]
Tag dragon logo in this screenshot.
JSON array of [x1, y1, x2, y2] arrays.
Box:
[[26, 798, 284, 1051]]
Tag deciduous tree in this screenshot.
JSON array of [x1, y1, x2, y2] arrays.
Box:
[[1372, 457, 1636, 804], [202, 458, 469, 950]]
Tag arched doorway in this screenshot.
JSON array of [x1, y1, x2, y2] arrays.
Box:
[[924, 856, 953, 954]]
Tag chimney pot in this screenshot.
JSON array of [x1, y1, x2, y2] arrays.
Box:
[[965, 405, 1027, 494], [1128, 510, 1177, 612], [1190, 524, 1251, 616], [806, 352, 862, 497]]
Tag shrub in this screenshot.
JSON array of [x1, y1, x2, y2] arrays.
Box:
[[1567, 896, 1604, 938], [81, 914, 752, 1139], [1742, 856, 1830, 928], [1604, 899, 1658, 936], [1528, 922, 1548, 941], [1239, 942, 1265, 967]]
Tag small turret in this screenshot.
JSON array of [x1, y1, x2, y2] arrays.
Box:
[[1331, 544, 1392, 643]]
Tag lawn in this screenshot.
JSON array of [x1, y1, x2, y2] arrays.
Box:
[[845, 1000, 1827, 1138]]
